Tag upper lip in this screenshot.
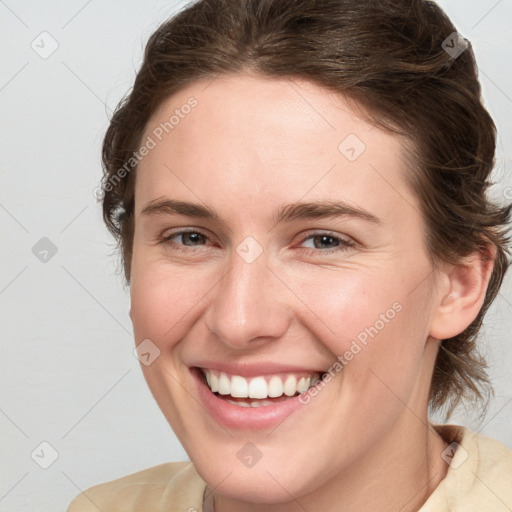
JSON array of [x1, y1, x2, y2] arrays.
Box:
[[192, 360, 326, 377]]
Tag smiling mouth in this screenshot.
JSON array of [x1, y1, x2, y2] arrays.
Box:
[[200, 368, 322, 408]]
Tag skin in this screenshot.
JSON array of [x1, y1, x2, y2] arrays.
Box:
[[129, 73, 493, 511]]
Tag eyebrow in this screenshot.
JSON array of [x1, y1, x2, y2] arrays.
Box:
[[141, 198, 380, 225], [141, 198, 220, 220]]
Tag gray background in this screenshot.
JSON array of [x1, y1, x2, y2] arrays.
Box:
[[1, 0, 511, 510]]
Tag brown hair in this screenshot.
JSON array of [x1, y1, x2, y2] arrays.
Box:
[[100, 0, 510, 414]]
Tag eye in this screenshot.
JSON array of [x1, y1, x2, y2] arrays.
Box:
[[298, 232, 355, 253], [157, 228, 354, 255], [159, 229, 212, 251]]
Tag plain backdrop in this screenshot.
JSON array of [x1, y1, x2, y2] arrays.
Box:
[[1, 0, 511, 510]]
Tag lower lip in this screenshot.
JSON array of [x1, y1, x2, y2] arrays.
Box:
[[192, 368, 308, 430]]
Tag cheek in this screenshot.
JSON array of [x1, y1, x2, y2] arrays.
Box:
[[295, 266, 433, 389], [342, 292, 432, 408], [129, 260, 205, 345], [288, 266, 402, 348]]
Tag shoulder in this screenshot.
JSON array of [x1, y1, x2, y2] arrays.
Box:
[[439, 423, 512, 475], [67, 461, 206, 512], [426, 424, 512, 511]]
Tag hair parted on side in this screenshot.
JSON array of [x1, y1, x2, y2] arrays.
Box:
[[100, 0, 511, 415]]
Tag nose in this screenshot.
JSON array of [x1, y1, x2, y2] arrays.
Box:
[[204, 249, 292, 351]]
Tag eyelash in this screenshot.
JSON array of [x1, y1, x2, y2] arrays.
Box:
[[158, 228, 355, 255]]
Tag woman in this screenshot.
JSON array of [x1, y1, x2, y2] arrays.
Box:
[[69, 0, 512, 510]]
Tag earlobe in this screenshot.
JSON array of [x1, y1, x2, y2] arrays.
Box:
[[429, 245, 495, 341]]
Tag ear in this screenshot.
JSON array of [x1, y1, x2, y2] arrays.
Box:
[[429, 245, 496, 341]]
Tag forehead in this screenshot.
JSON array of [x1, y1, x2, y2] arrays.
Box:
[[136, 73, 419, 224]]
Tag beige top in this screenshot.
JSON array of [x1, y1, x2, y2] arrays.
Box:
[[68, 424, 512, 511]]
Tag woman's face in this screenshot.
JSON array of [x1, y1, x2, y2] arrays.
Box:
[[129, 74, 444, 503]]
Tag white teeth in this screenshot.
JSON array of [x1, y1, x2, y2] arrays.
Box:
[[297, 376, 310, 393], [268, 376, 284, 397], [225, 398, 277, 408], [210, 372, 218, 392], [202, 369, 320, 401], [251, 399, 274, 407], [249, 377, 267, 399], [225, 399, 251, 407], [230, 375, 248, 398], [283, 375, 297, 396], [218, 373, 231, 395]]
